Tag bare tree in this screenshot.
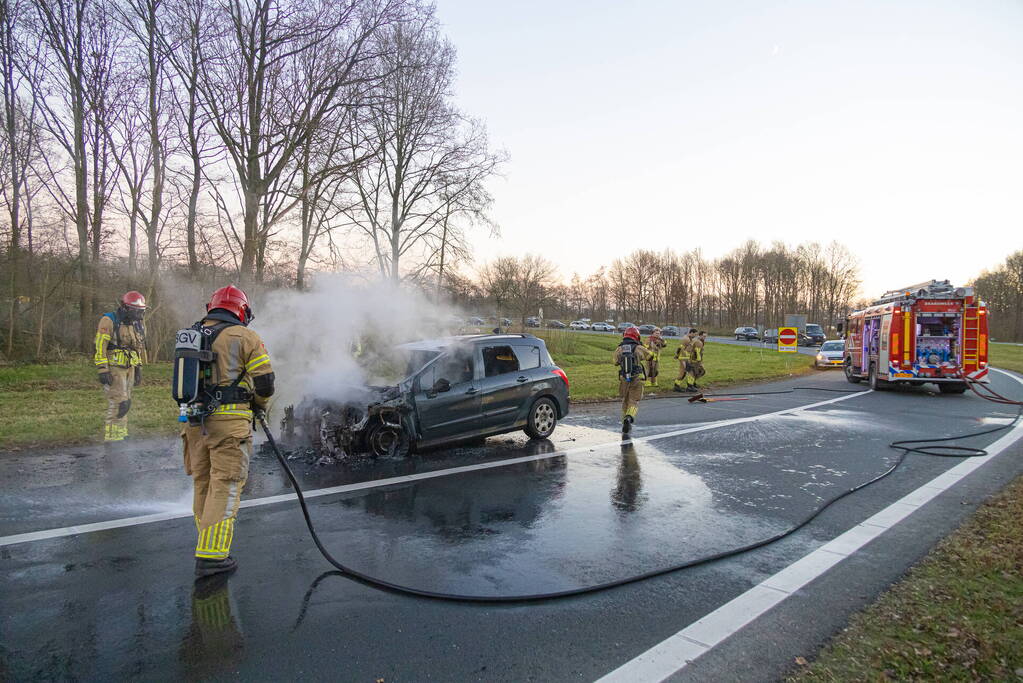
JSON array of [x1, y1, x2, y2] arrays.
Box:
[[162, 0, 408, 282], [1, 0, 36, 355], [30, 0, 116, 348], [343, 10, 503, 283]]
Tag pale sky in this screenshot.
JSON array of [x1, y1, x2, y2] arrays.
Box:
[[435, 0, 1023, 298]]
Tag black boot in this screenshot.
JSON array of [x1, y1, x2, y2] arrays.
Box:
[[621, 415, 633, 434], [195, 556, 238, 578]]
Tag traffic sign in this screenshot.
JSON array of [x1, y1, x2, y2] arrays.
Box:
[[778, 326, 798, 353]]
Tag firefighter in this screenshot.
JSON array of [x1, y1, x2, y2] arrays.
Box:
[[614, 326, 653, 434], [181, 285, 275, 578], [685, 330, 708, 390], [673, 328, 698, 392], [644, 328, 666, 387], [95, 291, 148, 442]]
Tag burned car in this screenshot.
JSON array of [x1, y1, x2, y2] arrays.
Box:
[[284, 334, 570, 459]]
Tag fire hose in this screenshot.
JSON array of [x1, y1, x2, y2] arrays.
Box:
[[258, 375, 1022, 603]]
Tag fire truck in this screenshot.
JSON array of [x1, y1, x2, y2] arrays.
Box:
[[843, 279, 989, 393]]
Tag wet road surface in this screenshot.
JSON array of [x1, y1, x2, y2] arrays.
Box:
[[2, 370, 1022, 681]]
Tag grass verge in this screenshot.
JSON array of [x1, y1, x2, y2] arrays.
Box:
[[0, 361, 179, 449], [790, 475, 1023, 681], [989, 343, 1023, 375], [535, 330, 815, 401]]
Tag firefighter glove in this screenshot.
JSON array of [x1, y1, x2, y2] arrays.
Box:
[[98, 371, 113, 386], [134, 366, 142, 386]]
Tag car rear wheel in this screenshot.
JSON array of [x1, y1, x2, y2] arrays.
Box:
[[524, 397, 558, 439]]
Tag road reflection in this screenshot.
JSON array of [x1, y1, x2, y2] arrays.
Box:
[[611, 442, 645, 513], [179, 574, 244, 678]]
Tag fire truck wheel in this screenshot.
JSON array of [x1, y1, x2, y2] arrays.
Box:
[[938, 382, 968, 395], [868, 363, 889, 391], [843, 359, 861, 384]]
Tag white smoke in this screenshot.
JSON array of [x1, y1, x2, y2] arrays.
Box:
[[254, 274, 461, 411]]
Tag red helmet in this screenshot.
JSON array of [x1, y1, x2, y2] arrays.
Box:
[[120, 290, 147, 311], [207, 285, 253, 324], [624, 326, 641, 341]]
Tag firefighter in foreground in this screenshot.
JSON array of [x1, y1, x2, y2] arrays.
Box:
[[644, 327, 666, 387], [95, 291, 148, 441], [673, 328, 698, 392], [614, 326, 653, 434], [177, 285, 275, 578]]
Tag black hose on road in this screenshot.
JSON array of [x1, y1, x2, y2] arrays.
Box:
[[259, 378, 1022, 603]]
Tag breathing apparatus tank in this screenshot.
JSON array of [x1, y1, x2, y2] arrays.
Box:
[[619, 341, 639, 382], [172, 321, 239, 422]]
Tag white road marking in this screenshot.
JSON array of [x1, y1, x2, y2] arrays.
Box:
[[595, 368, 1023, 683], [0, 390, 868, 548]]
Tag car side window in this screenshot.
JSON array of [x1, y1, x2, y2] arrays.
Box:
[[422, 349, 474, 389], [482, 345, 521, 377], [510, 345, 540, 370]]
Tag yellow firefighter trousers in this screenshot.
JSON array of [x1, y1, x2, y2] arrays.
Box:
[[674, 360, 689, 390], [103, 366, 133, 441], [619, 378, 644, 419], [687, 360, 706, 384], [182, 417, 252, 559], [646, 358, 660, 385]]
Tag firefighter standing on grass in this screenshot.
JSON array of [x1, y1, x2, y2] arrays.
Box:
[[673, 328, 698, 392], [644, 328, 666, 387], [95, 291, 148, 442], [181, 285, 275, 578], [614, 326, 652, 434]]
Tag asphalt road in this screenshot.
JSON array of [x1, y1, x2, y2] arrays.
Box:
[[2, 369, 1022, 681]]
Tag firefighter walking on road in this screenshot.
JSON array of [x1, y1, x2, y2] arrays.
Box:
[[95, 291, 148, 442], [644, 328, 666, 387], [685, 331, 708, 390], [673, 328, 698, 393], [614, 326, 653, 434], [178, 285, 275, 578]]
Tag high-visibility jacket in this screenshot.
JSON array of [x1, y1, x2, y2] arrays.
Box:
[[201, 318, 275, 420], [645, 336, 666, 360], [95, 313, 147, 372], [675, 336, 696, 361]]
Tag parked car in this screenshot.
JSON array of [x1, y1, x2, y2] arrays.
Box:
[[501, 318, 512, 327], [547, 319, 567, 329], [286, 334, 570, 457], [733, 326, 759, 341], [803, 323, 826, 346], [525, 317, 541, 328], [617, 322, 636, 332], [591, 321, 615, 332], [466, 316, 485, 326], [661, 325, 681, 337], [762, 328, 778, 344], [569, 320, 590, 330], [637, 324, 657, 335], [814, 340, 845, 369]]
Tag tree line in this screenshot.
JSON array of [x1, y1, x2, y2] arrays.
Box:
[[1, 0, 502, 359], [974, 250, 1023, 343], [445, 240, 863, 332]]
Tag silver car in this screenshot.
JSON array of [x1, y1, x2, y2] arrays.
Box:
[[815, 339, 845, 369]]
